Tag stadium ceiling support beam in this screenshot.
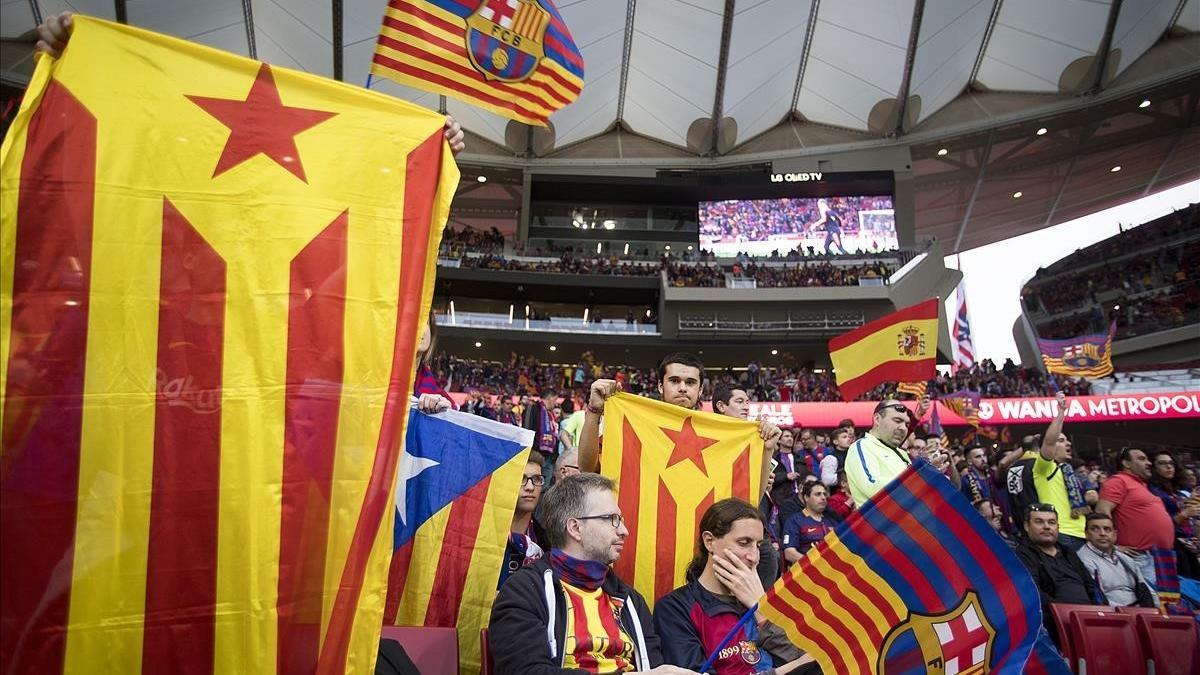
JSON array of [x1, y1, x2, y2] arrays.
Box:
[[1168, 0, 1190, 32], [26, 0, 41, 25], [952, 129, 994, 254], [708, 0, 737, 156], [113, 0, 127, 24], [241, 0, 258, 59], [968, 0, 1005, 87], [1089, 0, 1124, 93], [332, 0, 344, 81], [1042, 122, 1096, 227], [892, 0, 926, 137], [614, 0, 638, 127], [789, 0, 821, 115], [1144, 90, 1197, 195]]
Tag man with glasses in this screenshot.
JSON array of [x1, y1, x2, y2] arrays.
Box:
[[489, 473, 696, 674], [845, 398, 941, 506], [501, 451, 549, 589]]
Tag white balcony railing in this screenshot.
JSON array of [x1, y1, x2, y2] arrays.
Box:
[[436, 311, 660, 335]]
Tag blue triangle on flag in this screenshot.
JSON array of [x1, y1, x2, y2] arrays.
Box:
[[393, 409, 529, 549]]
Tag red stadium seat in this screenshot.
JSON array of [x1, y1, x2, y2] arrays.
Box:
[[479, 628, 493, 675], [1114, 605, 1161, 617], [1134, 614, 1198, 675], [1068, 612, 1145, 675], [379, 626, 459, 675], [1049, 603, 1114, 669]]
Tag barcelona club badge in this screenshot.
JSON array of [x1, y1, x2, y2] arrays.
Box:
[[466, 0, 550, 82], [879, 591, 996, 674]]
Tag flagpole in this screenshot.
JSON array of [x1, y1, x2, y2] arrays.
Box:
[[365, 73, 373, 89], [698, 604, 758, 673]]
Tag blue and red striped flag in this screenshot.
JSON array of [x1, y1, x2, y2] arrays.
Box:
[[370, 0, 585, 125], [760, 459, 1070, 673], [383, 404, 534, 674]]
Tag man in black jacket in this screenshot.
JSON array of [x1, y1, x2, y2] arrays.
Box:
[[488, 473, 697, 674], [1014, 503, 1098, 647]]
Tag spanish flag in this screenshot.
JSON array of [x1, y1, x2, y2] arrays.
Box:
[[829, 298, 939, 401], [761, 460, 1068, 673], [0, 16, 457, 675], [600, 394, 764, 609], [371, 0, 585, 126]]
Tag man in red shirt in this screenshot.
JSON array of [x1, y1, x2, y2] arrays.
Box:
[[1096, 447, 1174, 591]]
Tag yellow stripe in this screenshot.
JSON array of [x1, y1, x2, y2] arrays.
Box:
[[395, 505, 452, 626], [831, 317, 939, 383], [761, 580, 851, 674], [370, 63, 546, 126], [375, 20, 566, 113]]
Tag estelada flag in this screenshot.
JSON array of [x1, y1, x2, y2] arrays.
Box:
[[760, 460, 1069, 674], [0, 17, 458, 675], [600, 393, 765, 609], [383, 404, 534, 675], [829, 298, 939, 401], [371, 0, 585, 125]]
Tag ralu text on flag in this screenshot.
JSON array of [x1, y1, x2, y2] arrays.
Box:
[[0, 16, 458, 675], [760, 460, 1069, 674], [599, 393, 766, 610], [384, 403, 534, 675]]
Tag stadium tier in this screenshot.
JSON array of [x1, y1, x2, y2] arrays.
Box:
[[2, 5, 1198, 675]]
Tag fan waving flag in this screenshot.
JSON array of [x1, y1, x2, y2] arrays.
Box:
[[383, 404, 534, 675], [829, 298, 940, 401], [1, 17, 457, 675], [760, 460, 1070, 674], [1037, 321, 1117, 378], [371, 0, 585, 125], [600, 393, 765, 610]]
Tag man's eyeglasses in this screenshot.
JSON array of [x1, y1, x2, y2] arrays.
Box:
[[875, 403, 916, 419], [521, 475, 546, 487], [575, 513, 624, 529]]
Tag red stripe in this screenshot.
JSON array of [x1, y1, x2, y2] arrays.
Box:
[[382, 540, 414, 625], [611, 419, 642, 584], [564, 586, 597, 670], [910, 479, 1031, 645], [0, 79, 95, 675], [653, 479, 678, 603], [423, 477, 491, 626], [789, 555, 873, 670], [141, 200, 226, 675], [827, 298, 938, 352], [277, 214, 348, 675], [596, 593, 631, 671], [731, 445, 750, 500], [836, 358, 936, 402], [873, 479, 972, 608], [372, 52, 546, 124], [772, 571, 851, 673], [317, 131, 443, 672], [820, 542, 903, 628], [845, 497, 943, 611]]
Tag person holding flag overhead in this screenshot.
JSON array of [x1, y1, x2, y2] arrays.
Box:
[[654, 499, 818, 674]]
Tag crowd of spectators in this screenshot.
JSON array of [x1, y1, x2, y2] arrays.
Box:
[[437, 225, 505, 256], [666, 259, 894, 288], [430, 352, 1091, 411]]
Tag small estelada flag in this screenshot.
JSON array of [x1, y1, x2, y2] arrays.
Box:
[[370, 0, 585, 125], [0, 16, 457, 675], [829, 298, 939, 401], [599, 393, 765, 609]]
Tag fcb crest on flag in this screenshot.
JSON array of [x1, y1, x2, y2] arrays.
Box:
[[879, 591, 996, 673], [466, 0, 550, 82]]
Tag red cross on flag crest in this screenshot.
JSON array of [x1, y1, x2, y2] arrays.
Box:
[[879, 591, 997, 674]]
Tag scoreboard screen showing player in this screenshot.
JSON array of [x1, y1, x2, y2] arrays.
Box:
[[698, 195, 897, 257]]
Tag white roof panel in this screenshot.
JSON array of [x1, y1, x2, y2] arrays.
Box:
[[546, 0, 625, 148], [977, 0, 1111, 92], [1108, 0, 1180, 79], [908, 0, 994, 124], [724, 0, 813, 143]]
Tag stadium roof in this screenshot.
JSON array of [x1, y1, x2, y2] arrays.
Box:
[[2, 0, 1198, 251]]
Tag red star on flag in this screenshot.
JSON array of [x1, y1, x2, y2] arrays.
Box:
[[661, 417, 718, 474], [187, 63, 336, 182]]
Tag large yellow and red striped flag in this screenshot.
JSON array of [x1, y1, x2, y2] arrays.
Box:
[[0, 16, 457, 675], [829, 298, 940, 402], [600, 394, 764, 609], [370, 0, 585, 126]]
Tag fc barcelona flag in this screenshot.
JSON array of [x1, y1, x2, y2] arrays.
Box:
[[371, 0, 585, 125], [1, 17, 457, 675], [760, 460, 1069, 674], [383, 405, 533, 675], [600, 393, 764, 609], [1037, 321, 1116, 378]]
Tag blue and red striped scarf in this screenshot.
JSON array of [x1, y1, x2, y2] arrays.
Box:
[[803, 446, 827, 476], [413, 363, 455, 409], [550, 548, 609, 592]]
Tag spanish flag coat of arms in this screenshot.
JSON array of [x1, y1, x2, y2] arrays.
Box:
[[0, 17, 457, 674]]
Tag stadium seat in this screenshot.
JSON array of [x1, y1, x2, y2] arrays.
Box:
[[1114, 605, 1161, 617], [379, 626, 459, 675], [1048, 603, 1114, 669], [1068, 612, 1145, 675], [1134, 614, 1198, 675], [479, 628, 493, 675]]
